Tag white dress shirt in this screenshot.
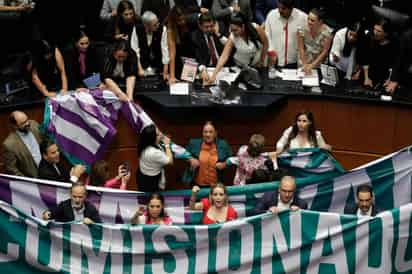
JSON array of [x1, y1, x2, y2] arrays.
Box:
[[329, 27, 357, 79], [265, 8, 307, 66], [276, 126, 327, 152]]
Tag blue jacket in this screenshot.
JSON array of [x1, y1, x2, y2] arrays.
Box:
[[182, 138, 232, 184]]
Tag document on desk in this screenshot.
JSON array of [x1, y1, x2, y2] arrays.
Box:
[[170, 83, 189, 95], [298, 69, 319, 86], [279, 69, 300, 81], [206, 67, 240, 85]]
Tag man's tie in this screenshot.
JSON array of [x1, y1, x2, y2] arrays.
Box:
[[207, 35, 218, 66]]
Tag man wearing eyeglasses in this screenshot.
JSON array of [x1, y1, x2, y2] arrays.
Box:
[[252, 175, 307, 215], [2, 110, 42, 178]]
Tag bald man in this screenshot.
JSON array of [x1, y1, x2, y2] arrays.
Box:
[[42, 184, 101, 224], [252, 175, 307, 215], [2, 111, 42, 177]]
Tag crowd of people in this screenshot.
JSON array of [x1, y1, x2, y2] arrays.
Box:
[[2, 0, 412, 98], [0, 0, 400, 226]]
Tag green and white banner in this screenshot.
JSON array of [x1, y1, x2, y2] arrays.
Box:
[[1, 147, 412, 273], [1, 201, 412, 273]]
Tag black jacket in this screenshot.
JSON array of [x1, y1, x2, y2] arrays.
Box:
[[38, 159, 70, 182], [136, 24, 163, 70], [191, 28, 225, 67], [50, 199, 101, 223], [251, 189, 308, 215], [344, 203, 381, 217]]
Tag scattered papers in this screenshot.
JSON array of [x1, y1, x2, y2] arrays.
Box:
[[170, 83, 189, 95], [279, 69, 300, 81], [206, 67, 240, 85]]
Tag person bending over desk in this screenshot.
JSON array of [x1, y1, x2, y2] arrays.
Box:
[[30, 40, 68, 97], [204, 12, 268, 86], [101, 40, 137, 101]]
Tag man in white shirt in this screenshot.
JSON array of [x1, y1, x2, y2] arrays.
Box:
[[265, 0, 307, 68], [2, 111, 42, 177]]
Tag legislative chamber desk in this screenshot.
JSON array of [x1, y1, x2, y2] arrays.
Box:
[[1, 77, 412, 190]]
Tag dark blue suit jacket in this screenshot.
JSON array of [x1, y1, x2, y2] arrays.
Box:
[[251, 189, 307, 215]]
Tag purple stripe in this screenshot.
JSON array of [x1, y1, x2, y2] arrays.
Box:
[[57, 106, 116, 143], [0, 177, 12, 204], [55, 134, 102, 164], [121, 103, 143, 133]]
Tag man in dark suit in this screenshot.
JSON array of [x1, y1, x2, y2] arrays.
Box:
[[191, 13, 227, 83], [42, 184, 101, 224], [344, 184, 381, 217], [252, 175, 307, 215], [38, 139, 85, 183], [2, 111, 42, 178]]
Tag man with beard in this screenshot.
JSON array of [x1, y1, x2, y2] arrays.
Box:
[[2, 111, 42, 177], [344, 184, 381, 217]]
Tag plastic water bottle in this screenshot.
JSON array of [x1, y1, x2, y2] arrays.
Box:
[[268, 66, 277, 79], [267, 51, 277, 79]]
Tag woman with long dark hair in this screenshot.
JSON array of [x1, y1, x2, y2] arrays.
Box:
[[65, 30, 100, 89], [137, 124, 173, 192], [276, 110, 331, 153], [329, 21, 364, 80], [205, 12, 268, 85], [131, 192, 173, 224], [102, 39, 137, 101], [359, 17, 397, 89], [31, 40, 68, 97], [165, 5, 195, 84]]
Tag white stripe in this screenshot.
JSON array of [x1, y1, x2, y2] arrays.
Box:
[[59, 97, 109, 138], [392, 151, 412, 208], [54, 116, 100, 154]]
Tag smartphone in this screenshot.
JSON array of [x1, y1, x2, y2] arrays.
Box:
[[122, 161, 130, 173]]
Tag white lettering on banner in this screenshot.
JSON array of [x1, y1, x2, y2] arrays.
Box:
[[104, 225, 126, 274], [10, 180, 49, 218], [306, 213, 349, 274], [130, 226, 145, 274], [25, 220, 63, 271], [260, 212, 302, 273], [194, 226, 209, 274], [392, 153, 412, 208], [0, 206, 19, 263], [151, 226, 190, 274], [215, 219, 254, 273], [99, 193, 140, 223], [354, 216, 392, 273], [395, 204, 412, 272], [69, 224, 110, 274], [328, 170, 371, 214]]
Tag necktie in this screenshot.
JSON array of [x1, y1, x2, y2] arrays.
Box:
[[207, 35, 218, 66], [284, 21, 288, 66]]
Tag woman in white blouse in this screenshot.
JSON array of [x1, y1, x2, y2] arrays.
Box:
[[137, 124, 173, 192], [205, 12, 268, 85], [276, 110, 331, 154]]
